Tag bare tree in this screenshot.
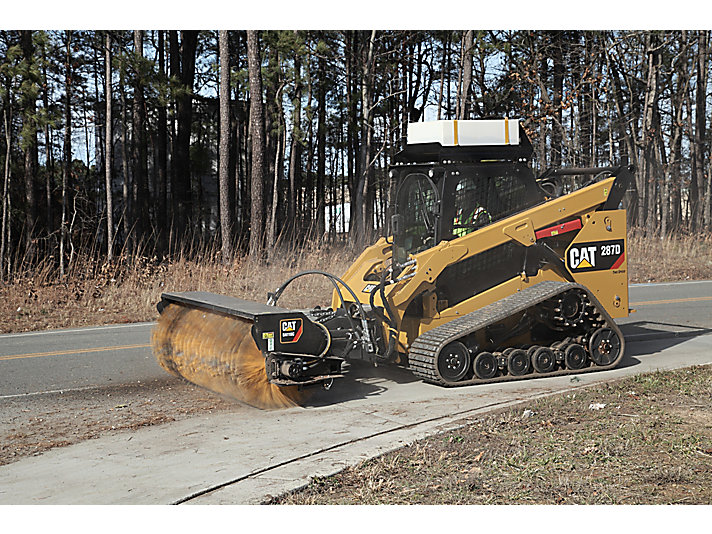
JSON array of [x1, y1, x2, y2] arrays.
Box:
[[20, 30, 37, 258], [246, 30, 265, 255], [458, 30, 473, 119], [693, 31, 709, 230], [1, 109, 11, 280], [218, 30, 233, 262], [132, 30, 149, 239], [104, 32, 114, 260], [287, 31, 303, 239], [353, 30, 377, 244], [59, 30, 72, 277]]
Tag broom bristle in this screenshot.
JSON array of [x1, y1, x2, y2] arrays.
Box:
[[152, 304, 308, 409]]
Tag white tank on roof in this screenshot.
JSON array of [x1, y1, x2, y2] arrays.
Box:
[[407, 118, 520, 147]]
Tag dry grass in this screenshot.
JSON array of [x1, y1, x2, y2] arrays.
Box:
[[273, 365, 712, 505], [628, 231, 712, 283], [1, 231, 711, 334], [0, 241, 359, 334]]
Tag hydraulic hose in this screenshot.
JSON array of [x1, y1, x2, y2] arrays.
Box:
[[267, 270, 373, 351], [368, 264, 401, 362]]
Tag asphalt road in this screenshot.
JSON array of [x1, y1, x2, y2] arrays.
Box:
[[0, 322, 158, 398], [1, 280, 711, 504], [1, 281, 711, 399]]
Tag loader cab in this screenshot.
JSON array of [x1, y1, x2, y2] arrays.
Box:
[[391, 119, 543, 265]]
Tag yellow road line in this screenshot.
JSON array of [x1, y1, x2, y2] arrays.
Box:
[[0, 343, 151, 362], [630, 296, 712, 307]]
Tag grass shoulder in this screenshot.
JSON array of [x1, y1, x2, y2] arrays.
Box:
[[272, 364, 712, 505]]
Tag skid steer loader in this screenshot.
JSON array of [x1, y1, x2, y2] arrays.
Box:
[[152, 119, 634, 408]]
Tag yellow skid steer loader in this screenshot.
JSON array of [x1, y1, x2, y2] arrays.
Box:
[[152, 119, 633, 408]]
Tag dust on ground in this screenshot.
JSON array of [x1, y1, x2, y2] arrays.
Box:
[[272, 365, 712, 505], [0, 377, 242, 466]]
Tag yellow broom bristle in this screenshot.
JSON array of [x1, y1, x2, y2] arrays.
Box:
[[152, 303, 309, 409]]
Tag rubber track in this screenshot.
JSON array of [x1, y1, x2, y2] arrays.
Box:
[[408, 280, 626, 386]]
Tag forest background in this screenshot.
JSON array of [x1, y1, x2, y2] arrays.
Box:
[[0, 27, 711, 287]]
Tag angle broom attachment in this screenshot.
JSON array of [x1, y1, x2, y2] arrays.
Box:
[[152, 303, 308, 409]]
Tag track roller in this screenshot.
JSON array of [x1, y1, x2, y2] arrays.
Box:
[[437, 341, 471, 382], [532, 346, 556, 373], [507, 348, 530, 376], [473, 351, 498, 379], [564, 343, 588, 370], [589, 327, 622, 366]]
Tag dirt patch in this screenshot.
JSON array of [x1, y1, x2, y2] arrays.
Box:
[[0, 377, 243, 466], [272, 365, 712, 504]]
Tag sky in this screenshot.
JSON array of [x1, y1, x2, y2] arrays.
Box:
[[3, 0, 711, 31]]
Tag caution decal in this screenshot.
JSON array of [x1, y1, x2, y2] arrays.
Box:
[[279, 318, 303, 343], [566, 239, 625, 273]]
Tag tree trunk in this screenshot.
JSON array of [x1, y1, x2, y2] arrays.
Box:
[[316, 49, 327, 239], [92, 39, 104, 223], [267, 124, 283, 250], [246, 30, 266, 256], [693, 31, 708, 230], [640, 32, 661, 232], [551, 32, 564, 166], [60, 31, 72, 277], [345, 30, 356, 235], [287, 31, 302, 240], [218, 30, 233, 263], [20, 30, 37, 258], [173, 30, 199, 242], [437, 33, 448, 120], [458, 30, 473, 119], [353, 30, 376, 245], [119, 66, 131, 248], [105, 32, 114, 260], [304, 64, 314, 233], [156, 30, 168, 243], [41, 37, 53, 237], [132, 30, 149, 241], [665, 35, 690, 235], [1, 109, 11, 280]]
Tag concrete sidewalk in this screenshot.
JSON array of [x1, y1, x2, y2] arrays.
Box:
[[1, 332, 711, 505]]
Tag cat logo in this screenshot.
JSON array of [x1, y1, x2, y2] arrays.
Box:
[[567, 239, 625, 273], [362, 283, 378, 293], [279, 318, 303, 343], [569, 246, 597, 270]]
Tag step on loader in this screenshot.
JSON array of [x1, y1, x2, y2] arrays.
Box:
[[152, 119, 634, 408]]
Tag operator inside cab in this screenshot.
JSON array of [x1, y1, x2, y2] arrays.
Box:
[[452, 177, 492, 238]]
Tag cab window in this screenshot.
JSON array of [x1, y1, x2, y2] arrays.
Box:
[[394, 172, 438, 262]]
